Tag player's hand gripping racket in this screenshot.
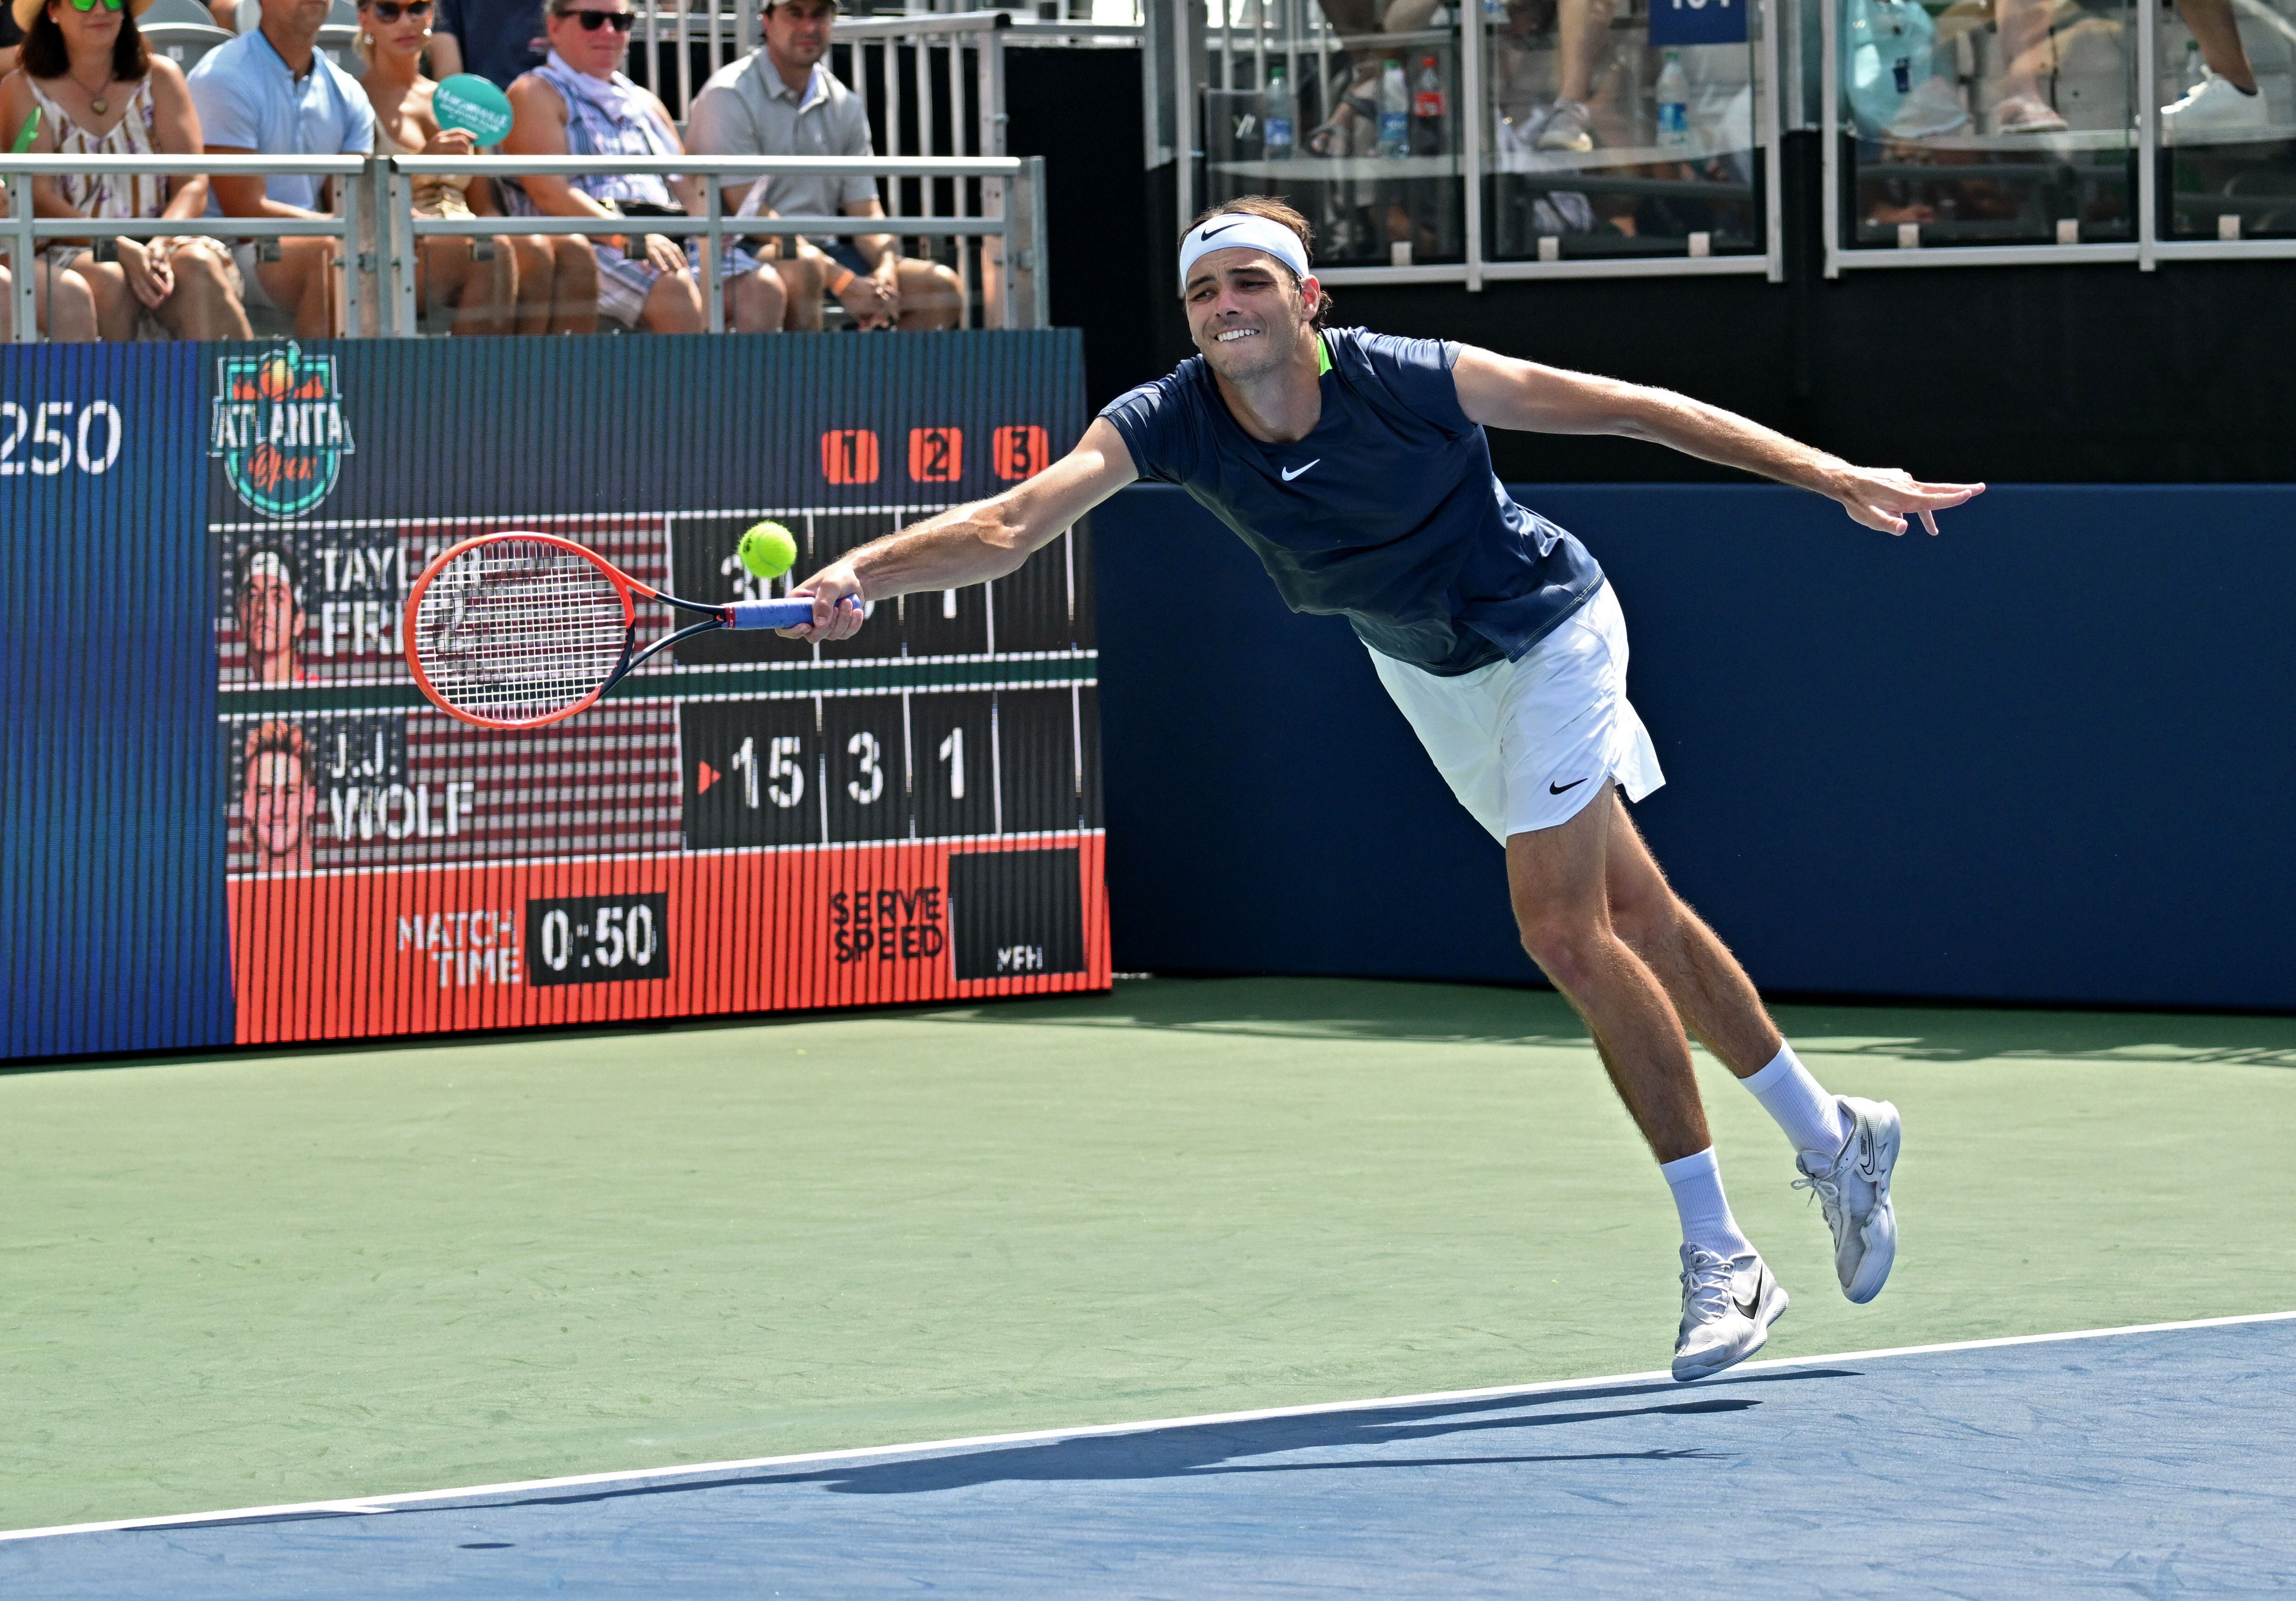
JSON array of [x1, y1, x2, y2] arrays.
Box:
[[403, 531, 852, 729]]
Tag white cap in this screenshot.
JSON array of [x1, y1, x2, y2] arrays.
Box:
[[1178, 212, 1313, 293]]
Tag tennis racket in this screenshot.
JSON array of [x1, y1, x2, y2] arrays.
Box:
[[403, 530, 850, 729]]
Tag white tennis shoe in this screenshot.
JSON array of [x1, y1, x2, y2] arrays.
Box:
[[1794, 1095, 1901, 1305], [1671, 1247, 1787, 1381]]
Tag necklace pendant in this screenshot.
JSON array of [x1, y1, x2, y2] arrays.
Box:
[[91, 95, 107, 114]]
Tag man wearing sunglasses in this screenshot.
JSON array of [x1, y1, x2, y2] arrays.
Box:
[[428, 0, 543, 91], [686, 0, 961, 331], [188, 0, 374, 336]]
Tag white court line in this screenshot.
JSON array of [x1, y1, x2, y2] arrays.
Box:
[[6, 1307, 2291, 1545]]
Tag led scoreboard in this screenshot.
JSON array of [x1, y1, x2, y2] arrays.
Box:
[[207, 334, 1106, 1048]]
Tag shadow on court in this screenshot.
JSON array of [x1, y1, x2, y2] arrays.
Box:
[[162, 1369, 1858, 1532], [919, 976, 2296, 1068], [17, 1322, 2296, 1598]]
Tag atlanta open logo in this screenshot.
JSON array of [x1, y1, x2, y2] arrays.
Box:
[[209, 342, 356, 519]]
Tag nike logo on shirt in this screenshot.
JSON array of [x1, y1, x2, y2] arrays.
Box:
[[1280, 460, 1321, 481]]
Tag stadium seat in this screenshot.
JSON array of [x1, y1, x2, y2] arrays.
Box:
[[140, 19, 234, 69]]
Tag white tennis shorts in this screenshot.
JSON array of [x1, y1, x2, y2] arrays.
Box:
[[1370, 580, 1664, 842]]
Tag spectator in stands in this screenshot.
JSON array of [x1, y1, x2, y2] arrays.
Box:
[[427, 0, 544, 89], [686, 0, 961, 331], [354, 0, 522, 333], [502, 0, 787, 333], [239, 719, 318, 873], [188, 0, 374, 338], [0, 0, 251, 340]]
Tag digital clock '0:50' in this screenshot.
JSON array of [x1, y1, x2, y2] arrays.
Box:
[[524, 894, 672, 986]]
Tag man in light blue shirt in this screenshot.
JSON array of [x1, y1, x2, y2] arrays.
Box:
[[188, 0, 373, 336]]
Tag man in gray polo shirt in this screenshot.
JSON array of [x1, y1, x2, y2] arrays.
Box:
[[686, 0, 959, 330]]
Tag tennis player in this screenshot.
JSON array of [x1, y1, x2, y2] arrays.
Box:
[[785, 197, 1983, 1380]]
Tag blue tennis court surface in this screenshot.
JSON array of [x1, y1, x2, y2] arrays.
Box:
[[8, 1314, 2291, 1598]]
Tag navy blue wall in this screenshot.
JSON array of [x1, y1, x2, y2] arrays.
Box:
[[1, 344, 233, 1058], [1094, 483, 2296, 1011]]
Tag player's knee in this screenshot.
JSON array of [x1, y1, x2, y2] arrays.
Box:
[[1516, 913, 1605, 992], [1607, 883, 1679, 959]]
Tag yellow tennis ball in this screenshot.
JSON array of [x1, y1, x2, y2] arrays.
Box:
[[738, 521, 797, 580]]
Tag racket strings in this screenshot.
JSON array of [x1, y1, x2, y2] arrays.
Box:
[[413, 541, 632, 723]]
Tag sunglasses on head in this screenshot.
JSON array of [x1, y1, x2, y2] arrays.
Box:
[[365, 0, 433, 20], [556, 7, 634, 28]]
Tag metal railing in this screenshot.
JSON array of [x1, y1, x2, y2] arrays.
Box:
[[628, 5, 1143, 125], [4, 154, 368, 342], [2, 152, 1048, 341]]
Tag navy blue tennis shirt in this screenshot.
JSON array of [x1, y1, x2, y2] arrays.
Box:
[[1099, 326, 1605, 676]]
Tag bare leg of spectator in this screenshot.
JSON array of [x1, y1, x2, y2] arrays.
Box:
[[509, 236, 557, 334], [0, 259, 99, 342], [71, 253, 142, 344], [548, 236, 598, 334], [2176, 0, 2258, 91], [1992, 0, 2070, 131], [510, 235, 595, 335], [770, 254, 826, 332], [894, 258, 963, 332], [1526, 0, 1618, 151], [637, 269, 707, 335], [724, 264, 787, 334], [1556, 0, 1616, 108], [417, 237, 516, 336], [255, 239, 341, 339], [159, 244, 254, 341]]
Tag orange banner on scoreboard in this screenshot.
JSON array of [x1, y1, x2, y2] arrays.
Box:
[[228, 835, 1109, 1045]]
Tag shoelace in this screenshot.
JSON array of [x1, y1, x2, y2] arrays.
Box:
[[1678, 1248, 1737, 1324], [1793, 1147, 1852, 1241]]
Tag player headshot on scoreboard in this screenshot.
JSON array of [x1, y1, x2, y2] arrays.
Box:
[[235, 547, 306, 685], [239, 720, 320, 876]]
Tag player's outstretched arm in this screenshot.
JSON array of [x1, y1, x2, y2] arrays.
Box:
[[781, 419, 1140, 641], [1450, 346, 1984, 536]]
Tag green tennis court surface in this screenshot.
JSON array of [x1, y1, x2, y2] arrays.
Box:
[[6, 977, 2293, 1538]]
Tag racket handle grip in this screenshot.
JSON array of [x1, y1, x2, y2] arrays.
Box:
[[726, 598, 837, 630]]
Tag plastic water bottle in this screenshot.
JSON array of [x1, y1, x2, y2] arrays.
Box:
[[1655, 48, 1691, 148], [1378, 58, 1410, 156], [1410, 54, 1446, 155], [2183, 37, 2203, 93], [1263, 63, 1294, 160]]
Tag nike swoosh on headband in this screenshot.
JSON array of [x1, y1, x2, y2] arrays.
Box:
[[1199, 221, 1245, 239]]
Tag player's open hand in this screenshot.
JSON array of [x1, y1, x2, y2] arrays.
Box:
[[1829, 467, 1985, 536], [780, 563, 869, 643]]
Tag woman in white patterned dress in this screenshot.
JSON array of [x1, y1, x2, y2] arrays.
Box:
[[0, 0, 248, 340]]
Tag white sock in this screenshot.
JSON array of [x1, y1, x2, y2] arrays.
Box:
[[1742, 1041, 1851, 1157], [1659, 1146, 1755, 1261]]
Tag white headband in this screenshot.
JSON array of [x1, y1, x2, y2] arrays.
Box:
[[1178, 214, 1313, 292]]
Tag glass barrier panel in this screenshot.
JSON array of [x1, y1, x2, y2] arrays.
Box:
[[1838, 0, 2136, 248], [1486, 0, 1766, 260], [1200, 11, 1468, 266], [2158, 0, 2296, 240]]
